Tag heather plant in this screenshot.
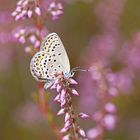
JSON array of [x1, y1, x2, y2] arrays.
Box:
[[12, 0, 88, 139], [0, 0, 139, 140], [78, 0, 140, 139]]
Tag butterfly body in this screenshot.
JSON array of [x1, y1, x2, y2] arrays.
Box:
[[30, 33, 71, 89]]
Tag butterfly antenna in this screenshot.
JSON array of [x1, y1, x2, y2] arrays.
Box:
[[71, 66, 89, 72]]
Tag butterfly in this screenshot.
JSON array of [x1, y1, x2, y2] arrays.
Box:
[[30, 32, 73, 89]]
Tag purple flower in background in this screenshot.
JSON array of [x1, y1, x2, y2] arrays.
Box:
[[0, 10, 16, 71], [14, 101, 44, 126], [77, 0, 137, 139], [0, 11, 13, 24], [47, 2, 63, 20], [87, 127, 101, 139], [103, 114, 116, 131], [13, 26, 48, 52], [10, 0, 140, 139], [12, 0, 41, 20], [95, 0, 126, 33], [120, 31, 140, 73], [0, 32, 15, 44], [105, 103, 116, 113]]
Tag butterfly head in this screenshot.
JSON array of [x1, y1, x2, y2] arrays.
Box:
[[64, 71, 75, 78]]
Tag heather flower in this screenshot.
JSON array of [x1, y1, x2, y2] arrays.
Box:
[[103, 114, 116, 130], [87, 128, 101, 139], [78, 113, 89, 119], [62, 134, 70, 140], [49, 73, 88, 139], [79, 128, 86, 137], [11, 0, 140, 139], [120, 31, 140, 73], [71, 88, 79, 96], [68, 78, 78, 84], [13, 26, 47, 51], [57, 108, 65, 116], [11, 0, 65, 139], [92, 111, 102, 122], [47, 2, 63, 20], [60, 127, 70, 133], [24, 46, 31, 53], [105, 103, 116, 113], [65, 113, 70, 122], [12, 0, 41, 20], [78, 1, 127, 138], [35, 6, 41, 16]]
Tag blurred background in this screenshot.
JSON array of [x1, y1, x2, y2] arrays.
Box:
[[0, 0, 140, 140]]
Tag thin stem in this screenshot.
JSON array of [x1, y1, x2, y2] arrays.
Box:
[[96, 70, 112, 140], [65, 88, 80, 140], [32, 1, 62, 139], [38, 82, 62, 139]]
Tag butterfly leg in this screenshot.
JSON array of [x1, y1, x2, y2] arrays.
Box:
[[44, 79, 55, 90]]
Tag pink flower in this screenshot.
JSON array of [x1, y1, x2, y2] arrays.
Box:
[[105, 103, 116, 113], [12, 0, 41, 21], [48, 2, 63, 20], [64, 120, 71, 129], [68, 78, 78, 85], [60, 127, 69, 133], [34, 40, 41, 48], [62, 135, 70, 140], [35, 7, 41, 16], [27, 10, 33, 18], [93, 111, 102, 121], [24, 46, 31, 53], [108, 87, 118, 96], [78, 113, 89, 119], [29, 35, 36, 44], [19, 36, 26, 43], [54, 94, 60, 102], [79, 128, 86, 137], [57, 108, 65, 116], [71, 89, 79, 96], [103, 114, 116, 130], [60, 89, 66, 106], [87, 128, 101, 139], [56, 84, 62, 92], [65, 113, 70, 122]]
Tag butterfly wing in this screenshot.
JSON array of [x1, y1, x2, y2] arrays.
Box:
[[30, 51, 49, 81], [30, 32, 70, 82], [40, 32, 70, 75]]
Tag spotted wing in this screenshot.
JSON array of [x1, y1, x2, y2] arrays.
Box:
[[30, 51, 49, 81], [30, 51, 70, 81], [40, 32, 70, 75]]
